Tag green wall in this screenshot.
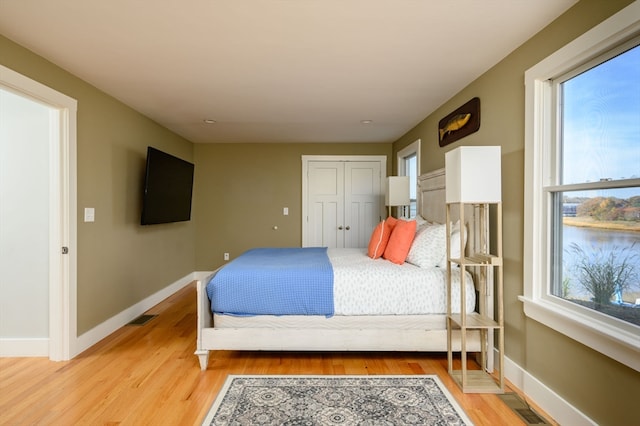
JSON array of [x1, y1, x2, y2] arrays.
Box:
[[194, 143, 391, 270], [391, 0, 639, 424], [0, 35, 196, 335]]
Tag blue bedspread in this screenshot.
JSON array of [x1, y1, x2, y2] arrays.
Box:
[[207, 247, 334, 316]]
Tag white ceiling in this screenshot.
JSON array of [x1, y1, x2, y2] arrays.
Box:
[[0, 0, 577, 144]]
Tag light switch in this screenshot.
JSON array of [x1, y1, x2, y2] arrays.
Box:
[[84, 207, 95, 222], [283, 207, 289, 216]]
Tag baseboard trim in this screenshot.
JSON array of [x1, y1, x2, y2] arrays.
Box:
[[0, 338, 49, 357], [74, 272, 199, 357], [502, 350, 596, 425]]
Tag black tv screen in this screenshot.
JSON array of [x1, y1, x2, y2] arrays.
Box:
[[141, 147, 194, 225]]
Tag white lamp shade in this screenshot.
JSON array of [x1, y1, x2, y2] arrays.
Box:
[[385, 176, 410, 206], [445, 146, 501, 203]]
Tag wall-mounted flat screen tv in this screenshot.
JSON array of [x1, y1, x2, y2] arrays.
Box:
[[141, 147, 194, 225]]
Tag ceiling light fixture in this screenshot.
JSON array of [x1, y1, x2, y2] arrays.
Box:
[[360, 119, 373, 124], [203, 119, 216, 124]]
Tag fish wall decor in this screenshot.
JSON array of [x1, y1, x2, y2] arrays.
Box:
[[438, 97, 480, 147]]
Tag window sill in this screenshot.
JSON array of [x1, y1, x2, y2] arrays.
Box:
[[519, 296, 640, 372]]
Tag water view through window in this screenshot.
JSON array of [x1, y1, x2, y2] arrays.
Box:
[[553, 43, 640, 326]]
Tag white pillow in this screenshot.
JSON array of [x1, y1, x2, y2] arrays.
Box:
[[437, 220, 467, 268], [406, 223, 446, 268], [414, 214, 430, 228]]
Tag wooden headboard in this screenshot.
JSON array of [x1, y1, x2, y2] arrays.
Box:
[[417, 168, 486, 262], [417, 168, 447, 224]]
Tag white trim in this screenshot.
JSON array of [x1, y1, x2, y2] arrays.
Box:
[[502, 350, 596, 426], [519, 297, 640, 372], [523, 1, 640, 372], [61, 101, 78, 360], [0, 65, 78, 361], [0, 338, 49, 357], [301, 155, 387, 163], [503, 351, 596, 425], [48, 108, 63, 359], [75, 272, 197, 355], [396, 140, 421, 218], [524, 3, 640, 82], [396, 139, 421, 177], [1, 272, 208, 358]]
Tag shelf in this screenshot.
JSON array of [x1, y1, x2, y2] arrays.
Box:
[[449, 313, 500, 329], [449, 253, 501, 266], [450, 370, 504, 394], [466, 253, 502, 265]]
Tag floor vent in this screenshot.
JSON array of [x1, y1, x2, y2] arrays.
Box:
[[498, 392, 550, 425], [127, 314, 157, 326]]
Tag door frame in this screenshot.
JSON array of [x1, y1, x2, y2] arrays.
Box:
[[301, 155, 386, 247], [0, 65, 77, 360]]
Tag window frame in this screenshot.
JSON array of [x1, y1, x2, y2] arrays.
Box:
[[522, 1, 640, 373], [396, 139, 420, 218]]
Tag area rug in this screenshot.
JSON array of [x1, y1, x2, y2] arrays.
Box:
[[201, 375, 474, 425]]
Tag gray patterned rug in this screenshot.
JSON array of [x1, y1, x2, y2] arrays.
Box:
[[202, 375, 473, 425]]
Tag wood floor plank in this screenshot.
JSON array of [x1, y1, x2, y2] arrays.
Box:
[[0, 283, 556, 425]]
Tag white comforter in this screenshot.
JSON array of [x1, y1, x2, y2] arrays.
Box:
[[329, 248, 475, 315]]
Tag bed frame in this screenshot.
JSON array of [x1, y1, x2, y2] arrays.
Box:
[[195, 168, 490, 370]]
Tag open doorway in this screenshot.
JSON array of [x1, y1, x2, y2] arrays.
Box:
[[0, 65, 77, 360]]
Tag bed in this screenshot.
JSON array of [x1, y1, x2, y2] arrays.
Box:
[[195, 168, 491, 370]]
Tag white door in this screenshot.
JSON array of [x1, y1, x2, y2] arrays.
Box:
[[308, 161, 344, 248], [303, 156, 384, 248], [344, 161, 382, 248]]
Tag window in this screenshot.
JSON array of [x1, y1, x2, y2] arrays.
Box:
[[397, 140, 420, 218], [523, 2, 640, 372], [551, 43, 640, 325]]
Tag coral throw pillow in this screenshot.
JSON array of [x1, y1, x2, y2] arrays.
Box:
[[383, 219, 417, 264], [367, 217, 398, 259]]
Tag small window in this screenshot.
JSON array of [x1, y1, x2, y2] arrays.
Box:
[[397, 140, 420, 219]]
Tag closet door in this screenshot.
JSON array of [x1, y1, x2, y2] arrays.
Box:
[[344, 161, 382, 248], [305, 158, 382, 248], [307, 161, 344, 248]]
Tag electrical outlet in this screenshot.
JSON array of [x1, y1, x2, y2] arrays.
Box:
[[224, 252, 229, 261]]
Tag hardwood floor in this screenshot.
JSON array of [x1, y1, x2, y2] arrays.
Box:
[[0, 283, 554, 425]]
